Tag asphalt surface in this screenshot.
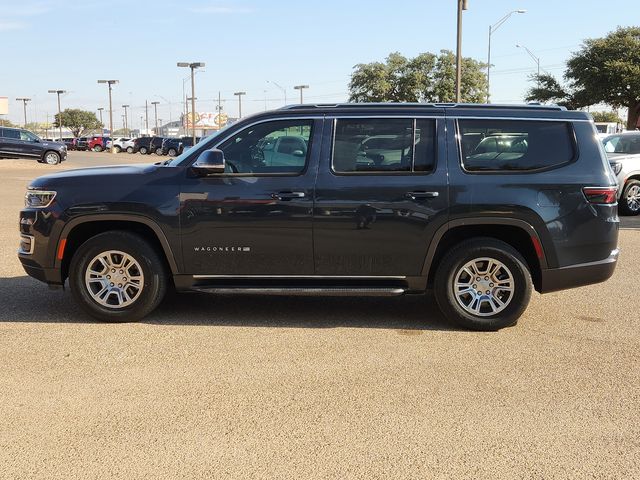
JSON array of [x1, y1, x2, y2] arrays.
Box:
[[1, 151, 639, 479]]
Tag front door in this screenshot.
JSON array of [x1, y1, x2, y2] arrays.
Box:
[[180, 117, 322, 275], [313, 115, 449, 276]]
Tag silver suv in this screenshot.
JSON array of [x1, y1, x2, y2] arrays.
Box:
[[603, 132, 640, 215]]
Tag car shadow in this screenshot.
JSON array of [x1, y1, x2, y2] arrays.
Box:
[[0, 275, 458, 332]]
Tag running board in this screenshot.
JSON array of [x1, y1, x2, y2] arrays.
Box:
[[191, 287, 406, 297]]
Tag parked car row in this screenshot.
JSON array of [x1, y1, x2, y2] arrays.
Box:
[[132, 136, 201, 156]]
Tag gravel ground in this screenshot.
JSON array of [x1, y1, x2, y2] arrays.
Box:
[[0, 152, 638, 479]]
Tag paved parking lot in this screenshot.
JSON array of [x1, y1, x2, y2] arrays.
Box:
[[1, 152, 639, 479]]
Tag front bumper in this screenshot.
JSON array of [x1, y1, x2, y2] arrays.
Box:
[[539, 248, 619, 293]]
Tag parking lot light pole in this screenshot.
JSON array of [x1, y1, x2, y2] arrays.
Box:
[[177, 62, 205, 145], [97, 107, 104, 132], [151, 101, 160, 134], [487, 9, 526, 103], [516, 44, 541, 89], [122, 104, 130, 135], [234, 91, 246, 118], [293, 85, 309, 104], [455, 0, 468, 103], [97, 80, 118, 154], [47, 89, 66, 140], [15, 97, 31, 127]]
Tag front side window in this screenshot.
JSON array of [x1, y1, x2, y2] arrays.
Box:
[[20, 130, 38, 142], [459, 119, 575, 172], [332, 118, 436, 174], [218, 119, 313, 175]]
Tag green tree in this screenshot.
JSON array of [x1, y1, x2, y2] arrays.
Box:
[[526, 27, 640, 129], [0, 119, 16, 127], [591, 110, 623, 123], [54, 109, 102, 137], [349, 50, 487, 103]]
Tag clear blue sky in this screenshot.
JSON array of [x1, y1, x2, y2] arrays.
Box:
[[0, 0, 638, 128]]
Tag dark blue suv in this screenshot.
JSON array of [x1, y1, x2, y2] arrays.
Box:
[[18, 104, 619, 330], [0, 127, 67, 164]]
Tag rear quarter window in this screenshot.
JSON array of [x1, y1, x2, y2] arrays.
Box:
[[459, 119, 575, 172]]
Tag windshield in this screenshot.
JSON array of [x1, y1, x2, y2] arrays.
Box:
[[166, 123, 235, 166]]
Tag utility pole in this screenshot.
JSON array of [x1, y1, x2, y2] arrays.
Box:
[[97, 80, 118, 153], [177, 62, 205, 145], [293, 85, 309, 104], [48, 89, 66, 140], [122, 104, 130, 135], [234, 91, 246, 118], [456, 0, 468, 103], [16, 98, 31, 127], [151, 101, 160, 134]]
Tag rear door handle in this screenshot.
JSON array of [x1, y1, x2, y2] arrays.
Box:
[[271, 191, 306, 201], [405, 191, 439, 200]]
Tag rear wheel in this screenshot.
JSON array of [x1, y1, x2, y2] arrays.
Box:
[[167, 148, 177, 157], [155, 147, 163, 155], [93, 145, 103, 152], [43, 151, 60, 165], [126, 146, 134, 153], [620, 180, 640, 216], [434, 238, 532, 331], [114, 145, 122, 153], [69, 231, 168, 322], [139, 146, 148, 155]]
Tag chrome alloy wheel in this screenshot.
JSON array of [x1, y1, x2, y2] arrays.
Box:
[[453, 257, 514, 317], [626, 184, 640, 212], [84, 250, 144, 309], [45, 152, 59, 165]]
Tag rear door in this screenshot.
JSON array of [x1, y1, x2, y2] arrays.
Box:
[[312, 114, 449, 276]]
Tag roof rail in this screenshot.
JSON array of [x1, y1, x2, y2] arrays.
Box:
[[279, 102, 566, 111]]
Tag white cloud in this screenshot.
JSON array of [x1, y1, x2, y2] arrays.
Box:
[[0, 21, 26, 31], [189, 4, 253, 14]]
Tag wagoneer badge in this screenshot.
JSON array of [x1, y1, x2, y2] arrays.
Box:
[[194, 246, 251, 253]]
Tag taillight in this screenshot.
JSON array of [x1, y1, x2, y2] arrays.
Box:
[[583, 187, 617, 204]]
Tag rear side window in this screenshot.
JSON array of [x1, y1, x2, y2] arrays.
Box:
[[459, 119, 575, 172], [332, 118, 436, 174], [3, 128, 20, 139]]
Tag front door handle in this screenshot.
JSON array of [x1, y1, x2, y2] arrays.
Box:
[[405, 191, 439, 200], [271, 191, 306, 201]]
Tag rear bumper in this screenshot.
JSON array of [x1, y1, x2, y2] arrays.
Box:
[[539, 248, 619, 293]]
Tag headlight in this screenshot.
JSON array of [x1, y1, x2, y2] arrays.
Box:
[[610, 162, 622, 175], [25, 189, 57, 208]]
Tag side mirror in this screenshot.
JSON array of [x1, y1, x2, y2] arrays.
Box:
[[33, 138, 40, 143], [192, 148, 225, 175]]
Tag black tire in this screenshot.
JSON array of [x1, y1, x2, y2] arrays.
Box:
[[155, 147, 163, 155], [69, 231, 168, 322], [43, 151, 61, 165], [126, 146, 134, 153], [168, 148, 177, 157], [619, 179, 640, 216], [139, 146, 148, 155], [434, 237, 532, 331]]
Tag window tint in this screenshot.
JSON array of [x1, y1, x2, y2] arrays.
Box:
[[3, 129, 20, 139], [219, 119, 313, 175], [20, 130, 37, 141], [603, 134, 640, 154], [459, 119, 574, 171], [333, 118, 436, 173]]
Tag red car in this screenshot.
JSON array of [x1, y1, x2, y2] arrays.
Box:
[[88, 136, 111, 152]]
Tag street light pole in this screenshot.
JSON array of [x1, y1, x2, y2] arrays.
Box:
[[178, 62, 205, 145], [122, 104, 130, 135], [516, 44, 541, 89], [293, 85, 309, 104], [151, 101, 160, 134], [234, 91, 246, 118], [487, 9, 526, 103], [16, 97, 31, 127], [48, 89, 66, 140], [97, 80, 118, 153], [455, 0, 468, 103]]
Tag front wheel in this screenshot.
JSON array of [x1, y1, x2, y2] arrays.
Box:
[[43, 151, 60, 165], [620, 180, 640, 216], [126, 146, 134, 153], [167, 148, 177, 157], [114, 146, 122, 153], [139, 146, 148, 155], [155, 147, 163, 155], [434, 238, 532, 331], [93, 145, 103, 152], [69, 231, 168, 322]]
